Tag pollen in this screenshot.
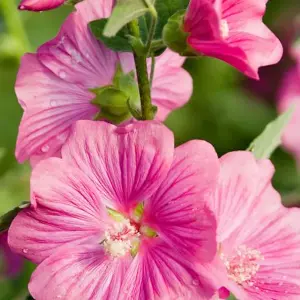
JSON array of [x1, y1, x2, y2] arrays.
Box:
[[103, 219, 140, 257], [220, 19, 229, 39], [220, 245, 264, 286]]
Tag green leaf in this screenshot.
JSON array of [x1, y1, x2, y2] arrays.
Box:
[[247, 107, 294, 159], [89, 19, 132, 52], [103, 0, 154, 37], [0, 201, 30, 233]]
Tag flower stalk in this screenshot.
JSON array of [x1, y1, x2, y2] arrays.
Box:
[[128, 19, 154, 120]]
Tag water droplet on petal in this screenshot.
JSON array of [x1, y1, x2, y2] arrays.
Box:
[[22, 248, 28, 254], [41, 144, 50, 153], [56, 295, 62, 299], [192, 279, 199, 286], [50, 99, 57, 107], [19, 5, 25, 10], [58, 71, 66, 79]]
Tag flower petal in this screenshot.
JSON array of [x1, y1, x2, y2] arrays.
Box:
[[62, 120, 174, 213], [37, 0, 117, 88], [19, 0, 64, 11], [144, 140, 219, 260], [121, 238, 215, 299], [15, 53, 97, 163], [212, 151, 275, 242], [8, 158, 110, 263], [29, 244, 131, 300]]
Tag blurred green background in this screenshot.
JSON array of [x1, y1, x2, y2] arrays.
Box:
[[1, 0, 300, 298]]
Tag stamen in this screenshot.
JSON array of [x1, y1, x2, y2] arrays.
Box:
[[220, 20, 229, 39], [103, 219, 140, 257], [220, 245, 264, 286]]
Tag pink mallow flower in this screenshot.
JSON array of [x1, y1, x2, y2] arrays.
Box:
[[184, 0, 283, 79], [278, 66, 300, 163], [197, 151, 300, 299], [18, 0, 64, 11], [8, 120, 219, 299], [0, 232, 22, 278], [15, 0, 192, 164]]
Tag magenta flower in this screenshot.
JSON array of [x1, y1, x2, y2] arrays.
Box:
[[8, 120, 219, 299], [0, 232, 22, 278], [18, 0, 64, 11], [15, 0, 192, 164], [198, 152, 300, 299], [278, 67, 300, 163], [184, 0, 283, 79]]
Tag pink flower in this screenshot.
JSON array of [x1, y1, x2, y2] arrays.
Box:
[[197, 152, 300, 299], [15, 0, 192, 165], [18, 0, 64, 11], [8, 120, 219, 299], [0, 232, 22, 277], [277, 67, 300, 163], [184, 0, 283, 79]]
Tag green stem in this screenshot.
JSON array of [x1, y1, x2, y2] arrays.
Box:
[[128, 20, 153, 120], [150, 53, 155, 87], [0, 0, 31, 56], [144, 0, 157, 56], [150, 39, 165, 52]]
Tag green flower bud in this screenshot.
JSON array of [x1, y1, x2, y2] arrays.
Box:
[[162, 10, 195, 56]]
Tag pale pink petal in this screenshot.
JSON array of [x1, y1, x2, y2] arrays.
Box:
[[8, 158, 110, 263], [121, 238, 215, 299], [222, 187, 300, 298], [143, 140, 218, 260], [62, 120, 174, 213], [212, 151, 275, 242], [37, 3, 117, 88], [277, 67, 300, 162], [19, 0, 64, 11], [15, 54, 97, 163], [150, 51, 193, 120], [29, 244, 131, 300]]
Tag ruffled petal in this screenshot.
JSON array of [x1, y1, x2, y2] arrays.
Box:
[[62, 120, 174, 213], [121, 238, 215, 299], [144, 140, 219, 260], [19, 0, 64, 11], [8, 158, 110, 263], [15, 54, 97, 163], [29, 244, 131, 300], [211, 151, 275, 242], [37, 0, 117, 88]]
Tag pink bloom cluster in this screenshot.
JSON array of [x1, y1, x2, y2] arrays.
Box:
[[8, 0, 300, 299]]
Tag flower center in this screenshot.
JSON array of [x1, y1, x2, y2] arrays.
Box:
[[220, 19, 229, 39], [103, 219, 140, 257], [220, 245, 264, 286]]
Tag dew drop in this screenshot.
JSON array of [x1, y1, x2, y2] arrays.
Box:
[[22, 248, 28, 254], [41, 144, 50, 153], [192, 279, 199, 286], [19, 5, 25, 9], [56, 295, 62, 299], [50, 99, 57, 107], [58, 71, 66, 79]]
